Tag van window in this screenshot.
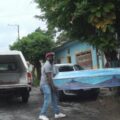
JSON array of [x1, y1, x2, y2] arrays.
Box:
[[0, 63, 17, 71]]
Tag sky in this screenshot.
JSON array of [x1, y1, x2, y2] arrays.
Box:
[[0, 0, 47, 51]]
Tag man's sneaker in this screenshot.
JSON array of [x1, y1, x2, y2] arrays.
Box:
[[55, 113, 66, 119], [38, 115, 49, 120]]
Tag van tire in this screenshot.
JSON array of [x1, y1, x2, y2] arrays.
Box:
[[21, 90, 29, 103]]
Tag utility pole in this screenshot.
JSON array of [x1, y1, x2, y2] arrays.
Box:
[[17, 25, 20, 40], [8, 24, 20, 40]]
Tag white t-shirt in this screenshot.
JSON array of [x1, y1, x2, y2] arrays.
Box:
[[40, 60, 57, 87]]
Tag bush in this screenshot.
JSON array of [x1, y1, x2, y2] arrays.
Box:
[[33, 78, 40, 87]]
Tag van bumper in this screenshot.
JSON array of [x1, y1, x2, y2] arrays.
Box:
[[0, 84, 31, 96]]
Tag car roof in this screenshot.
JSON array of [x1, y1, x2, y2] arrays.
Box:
[[55, 63, 74, 67]]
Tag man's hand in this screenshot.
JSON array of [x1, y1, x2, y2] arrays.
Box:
[[46, 72, 58, 93], [51, 85, 58, 93]]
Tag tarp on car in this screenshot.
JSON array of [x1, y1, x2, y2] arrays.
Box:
[[53, 68, 120, 90]]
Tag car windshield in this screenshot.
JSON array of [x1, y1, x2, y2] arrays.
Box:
[[74, 64, 84, 70], [58, 66, 74, 72]]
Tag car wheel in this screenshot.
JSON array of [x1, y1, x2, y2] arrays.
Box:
[[89, 88, 100, 99], [58, 90, 65, 101]]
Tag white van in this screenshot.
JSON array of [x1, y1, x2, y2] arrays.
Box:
[[0, 51, 31, 103]]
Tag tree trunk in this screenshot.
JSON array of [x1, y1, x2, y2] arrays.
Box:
[[104, 50, 120, 68], [34, 61, 41, 81], [104, 50, 120, 94], [115, 1, 120, 42]]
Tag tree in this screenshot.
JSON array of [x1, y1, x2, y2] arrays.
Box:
[[10, 28, 55, 80], [35, 0, 120, 67]]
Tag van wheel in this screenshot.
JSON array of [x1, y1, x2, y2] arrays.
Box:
[[21, 91, 29, 103]]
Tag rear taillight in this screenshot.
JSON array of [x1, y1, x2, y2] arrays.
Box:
[[27, 72, 32, 85]]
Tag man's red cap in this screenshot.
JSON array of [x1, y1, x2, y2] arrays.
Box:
[[45, 52, 55, 58]]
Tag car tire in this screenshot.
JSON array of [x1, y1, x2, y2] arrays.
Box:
[[89, 88, 100, 99], [58, 90, 65, 101]]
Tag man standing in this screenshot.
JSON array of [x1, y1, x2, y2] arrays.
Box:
[[39, 52, 66, 120]]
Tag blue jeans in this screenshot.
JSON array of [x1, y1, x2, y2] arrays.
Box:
[[40, 84, 60, 116]]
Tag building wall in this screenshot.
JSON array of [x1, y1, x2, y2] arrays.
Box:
[[55, 41, 99, 69]]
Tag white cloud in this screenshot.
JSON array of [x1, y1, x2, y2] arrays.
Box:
[[0, 0, 47, 51]]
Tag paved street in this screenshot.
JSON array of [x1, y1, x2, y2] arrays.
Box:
[[0, 87, 120, 120]]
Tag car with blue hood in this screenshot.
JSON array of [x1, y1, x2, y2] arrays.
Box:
[[54, 63, 100, 100]]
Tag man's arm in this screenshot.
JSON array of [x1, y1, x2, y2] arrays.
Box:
[[46, 72, 57, 92]]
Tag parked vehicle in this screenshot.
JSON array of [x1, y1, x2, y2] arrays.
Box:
[[0, 51, 31, 103], [54, 63, 100, 100], [55, 63, 83, 72]]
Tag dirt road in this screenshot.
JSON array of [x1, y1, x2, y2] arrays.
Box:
[[0, 87, 120, 120]]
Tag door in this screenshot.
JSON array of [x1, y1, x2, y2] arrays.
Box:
[[76, 50, 93, 69]]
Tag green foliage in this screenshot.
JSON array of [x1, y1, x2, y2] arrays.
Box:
[[10, 28, 55, 80], [35, 0, 120, 57], [33, 78, 40, 86], [10, 28, 55, 63], [55, 31, 70, 46]]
